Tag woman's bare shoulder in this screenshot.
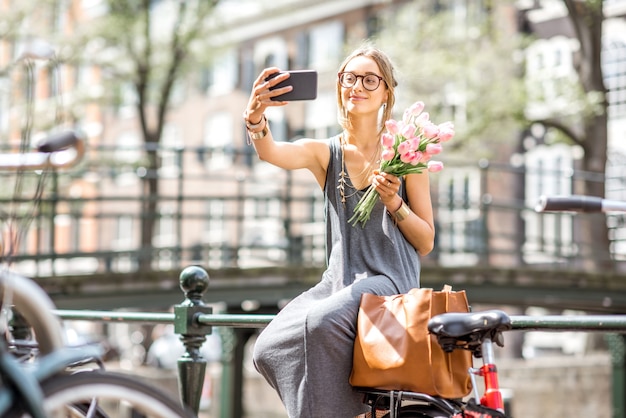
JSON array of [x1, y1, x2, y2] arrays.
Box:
[[293, 137, 332, 146]]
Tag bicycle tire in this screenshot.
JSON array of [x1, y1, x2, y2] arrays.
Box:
[[1, 271, 65, 355], [6, 370, 196, 418], [380, 405, 452, 418]]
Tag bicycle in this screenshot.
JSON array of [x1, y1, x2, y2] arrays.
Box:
[[354, 309, 512, 418], [354, 193, 626, 418], [0, 39, 202, 416], [0, 132, 197, 417]]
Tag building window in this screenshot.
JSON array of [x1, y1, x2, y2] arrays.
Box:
[[525, 37, 577, 118], [0, 77, 9, 135], [205, 200, 225, 244], [522, 143, 575, 263], [115, 131, 141, 185], [155, 205, 176, 248], [115, 132, 141, 163], [117, 82, 137, 118], [114, 216, 134, 250], [606, 152, 626, 260], [436, 167, 482, 266], [254, 37, 288, 72], [158, 123, 182, 178], [208, 48, 238, 96], [603, 39, 626, 118], [204, 111, 233, 170], [113, 215, 135, 272], [308, 21, 343, 71]]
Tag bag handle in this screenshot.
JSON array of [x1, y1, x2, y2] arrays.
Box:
[[434, 285, 458, 398]]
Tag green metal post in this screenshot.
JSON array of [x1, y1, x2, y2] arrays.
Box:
[[478, 158, 490, 265], [176, 145, 184, 268], [218, 323, 256, 418], [219, 327, 235, 418], [607, 334, 626, 418], [174, 266, 213, 415]]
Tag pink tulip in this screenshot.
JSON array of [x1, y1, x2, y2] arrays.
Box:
[[403, 101, 425, 123], [415, 112, 430, 125], [426, 143, 443, 155], [422, 122, 439, 139], [381, 133, 394, 148], [437, 121, 455, 142], [398, 140, 412, 155], [401, 123, 416, 139], [412, 151, 424, 165], [382, 148, 395, 161], [419, 152, 432, 163], [400, 150, 414, 164], [385, 119, 400, 135], [349, 99, 453, 227], [427, 160, 444, 172]]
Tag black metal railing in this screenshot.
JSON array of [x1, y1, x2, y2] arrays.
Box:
[[3, 144, 626, 278]]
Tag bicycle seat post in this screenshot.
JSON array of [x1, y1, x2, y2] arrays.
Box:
[[478, 336, 504, 412]]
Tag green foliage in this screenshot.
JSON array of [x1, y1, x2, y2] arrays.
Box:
[[372, 1, 530, 158], [55, 0, 219, 122]]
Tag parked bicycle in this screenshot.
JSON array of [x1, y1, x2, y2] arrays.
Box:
[[0, 132, 196, 417], [353, 193, 626, 418], [354, 309, 512, 418]]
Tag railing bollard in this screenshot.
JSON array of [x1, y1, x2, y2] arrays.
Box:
[[606, 333, 626, 418], [174, 265, 212, 415]]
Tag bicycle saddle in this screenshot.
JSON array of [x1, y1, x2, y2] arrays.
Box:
[[427, 310, 512, 353]]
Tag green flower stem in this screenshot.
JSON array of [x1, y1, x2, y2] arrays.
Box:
[[348, 164, 428, 228]]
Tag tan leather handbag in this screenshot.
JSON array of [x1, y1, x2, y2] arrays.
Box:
[[350, 286, 472, 399]]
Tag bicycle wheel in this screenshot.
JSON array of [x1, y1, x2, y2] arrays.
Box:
[[1, 271, 66, 356], [7, 370, 196, 418], [380, 405, 452, 418]]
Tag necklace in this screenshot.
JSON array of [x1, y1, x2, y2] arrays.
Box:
[[337, 133, 381, 205]]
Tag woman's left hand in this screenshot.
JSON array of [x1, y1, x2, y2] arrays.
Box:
[[373, 171, 402, 211]]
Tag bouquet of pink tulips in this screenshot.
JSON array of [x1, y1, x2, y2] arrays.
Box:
[[348, 100, 455, 227]]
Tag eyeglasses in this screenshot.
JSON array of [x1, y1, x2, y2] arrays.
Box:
[[338, 72, 385, 91]]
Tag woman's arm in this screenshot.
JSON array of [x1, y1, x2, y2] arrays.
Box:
[[244, 68, 329, 187], [375, 171, 435, 256]]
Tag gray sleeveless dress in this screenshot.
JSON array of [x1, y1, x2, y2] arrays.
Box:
[[252, 135, 422, 417]]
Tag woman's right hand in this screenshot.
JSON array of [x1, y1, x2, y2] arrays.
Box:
[[244, 68, 293, 124]]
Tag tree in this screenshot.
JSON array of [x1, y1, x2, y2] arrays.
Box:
[[376, 0, 612, 271], [524, 0, 610, 270], [373, 1, 528, 157], [58, 0, 220, 270]]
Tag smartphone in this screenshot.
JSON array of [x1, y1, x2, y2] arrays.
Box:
[[267, 70, 317, 101]]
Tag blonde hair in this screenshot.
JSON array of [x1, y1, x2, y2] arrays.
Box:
[[336, 43, 398, 136]]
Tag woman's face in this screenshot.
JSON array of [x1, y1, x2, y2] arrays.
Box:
[[340, 55, 388, 118]]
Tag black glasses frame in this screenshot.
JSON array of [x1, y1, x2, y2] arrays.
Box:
[[338, 72, 385, 91]]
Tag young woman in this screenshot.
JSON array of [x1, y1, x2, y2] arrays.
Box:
[[242, 44, 435, 417]]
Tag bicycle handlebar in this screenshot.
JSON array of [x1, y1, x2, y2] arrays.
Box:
[[536, 195, 626, 213], [0, 130, 84, 171]]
